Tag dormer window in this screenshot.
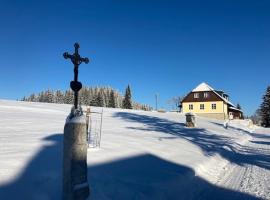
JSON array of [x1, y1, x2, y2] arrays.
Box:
[[204, 92, 209, 98], [194, 93, 199, 98]]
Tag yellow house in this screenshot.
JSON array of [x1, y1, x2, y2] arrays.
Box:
[[181, 82, 243, 120]]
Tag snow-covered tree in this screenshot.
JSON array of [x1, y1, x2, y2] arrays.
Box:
[[260, 86, 270, 127], [21, 96, 26, 101], [96, 91, 105, 107], [64, 90, 73, 104], [55, 90, 64, 104], [250, 109, 262, 125], [236, 103, 242, 110], [108, 90, 116, 108], [122, 85, 132, 109], [46, 90, 54, 103]]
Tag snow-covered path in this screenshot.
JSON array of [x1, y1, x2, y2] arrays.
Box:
[[0, 100, 269, 200], [213, 129, 270, 200]]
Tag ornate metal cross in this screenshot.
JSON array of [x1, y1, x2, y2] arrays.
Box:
[[63, 43, 89, 109]]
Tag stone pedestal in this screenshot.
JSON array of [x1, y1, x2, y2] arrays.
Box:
[[63, 111, 89, 200], [185, 113, 196, 127]]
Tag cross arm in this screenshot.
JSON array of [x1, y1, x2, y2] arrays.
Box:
[[81, 57, 89, 64], [63, 52, 73, 60]]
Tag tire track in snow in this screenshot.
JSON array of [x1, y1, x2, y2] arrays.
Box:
[[215, 132, 270, 200]]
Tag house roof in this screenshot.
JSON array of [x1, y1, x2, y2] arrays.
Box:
[[190, 82, 239, 109]]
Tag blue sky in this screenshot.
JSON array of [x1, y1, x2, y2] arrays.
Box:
[[0, 0, 269, 115]]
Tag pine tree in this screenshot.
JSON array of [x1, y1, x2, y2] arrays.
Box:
[[103, 87, 110, 107], [90, 93, 98, 106], [79, 87, 88, 106], [108, 90, 116, 108], [236, 103, 242, 110], [260, 86, 270, 127], [39, 91, 46, 102], [250, 109, 262, 125], [96, 91, 105, 107], [55, 90, 64, 104], [21, 96, 26, 101], [27, 94, 36, 102], [64, 90, 73, 104], [122, 85, 132, 109], [46, 90, 54, 103]]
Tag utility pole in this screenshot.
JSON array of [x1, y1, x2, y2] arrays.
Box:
[[155, 93, 159, 111]]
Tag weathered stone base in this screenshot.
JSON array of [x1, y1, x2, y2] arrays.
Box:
[[195, 113, 227, 120], [63, 114, 89, 200], [186, 121, 195, 127]]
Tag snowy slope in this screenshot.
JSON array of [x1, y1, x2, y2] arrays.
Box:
[[0, 100, 269, 200]]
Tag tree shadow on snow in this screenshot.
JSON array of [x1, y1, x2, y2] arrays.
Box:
[[114, 112, 270, 171], [0, 133, 263, 200]]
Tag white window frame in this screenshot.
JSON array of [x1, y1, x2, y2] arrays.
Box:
[[200, 104, 204, 110], [189, 104, 193, 110], [212, 103, 216, 110], [204, 92, 208, 98], [194, 93, 199, 98]]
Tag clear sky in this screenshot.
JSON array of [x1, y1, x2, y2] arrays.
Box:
[[0, 0, 269, 115]]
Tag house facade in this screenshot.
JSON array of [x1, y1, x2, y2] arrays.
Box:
[[181, 82, 243, 120]]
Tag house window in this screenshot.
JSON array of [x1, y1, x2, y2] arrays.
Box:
[[194, 93, 199, 98], [189, 104, 193, 110], [212, 103, 216, 110], [204, 92, 209, 98], [200, 104, 204, 110]]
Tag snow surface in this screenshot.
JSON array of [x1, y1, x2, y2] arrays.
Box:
[[0, 100, 269, 200], [192, 82, 215, 92]]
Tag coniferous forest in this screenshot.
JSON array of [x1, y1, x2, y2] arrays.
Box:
[[21, 86, 153, 111]]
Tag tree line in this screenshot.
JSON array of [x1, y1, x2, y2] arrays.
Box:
[[21, 85, 152, 111]]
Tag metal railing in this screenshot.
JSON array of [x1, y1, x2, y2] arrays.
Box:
[[85, 107, 103, 148]]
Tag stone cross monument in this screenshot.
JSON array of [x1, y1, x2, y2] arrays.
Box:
[[62, 43, 90, 200]]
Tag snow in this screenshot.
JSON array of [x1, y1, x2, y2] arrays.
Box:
[[228, 106, 242, 112], [0, 100, 269, 199], [192, 82, 215, 92]]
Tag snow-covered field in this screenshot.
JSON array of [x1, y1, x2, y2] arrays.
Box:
[[0, 100, 269, 200]]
